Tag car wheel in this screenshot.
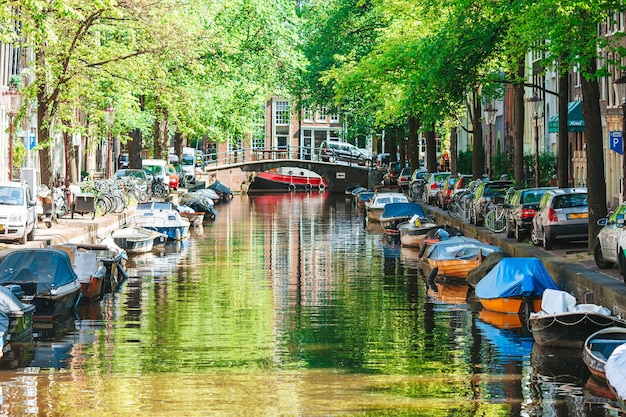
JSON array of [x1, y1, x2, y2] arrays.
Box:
[[620, 250, 626, 284], [542, 229, 553, 250], [18, 231, 27, 245], [515, 224, 524, 242], [530, 225, 541, 246], [593, 240, 613, 269], [27, 224, 36, 241]]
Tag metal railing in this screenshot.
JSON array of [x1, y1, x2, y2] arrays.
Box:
[[201, 146, 334, 169]]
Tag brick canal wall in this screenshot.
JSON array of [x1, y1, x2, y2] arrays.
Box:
[[430, 208, 626, 318]]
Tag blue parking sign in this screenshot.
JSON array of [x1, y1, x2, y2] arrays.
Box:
[[611, 131, 623, 155]]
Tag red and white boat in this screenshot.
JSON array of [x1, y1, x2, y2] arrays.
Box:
[[247, 167, 327, 193]]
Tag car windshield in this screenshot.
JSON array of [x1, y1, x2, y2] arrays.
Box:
[[520, 190, 548, 204], [182, 156, 195, 166], [484, 186, 508, 197], [116, 170, 146, 180], [0, 187, 23, 205]]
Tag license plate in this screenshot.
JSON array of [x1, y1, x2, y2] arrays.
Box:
[[567, 212, 588, 219], [0, 224, 3, 231]]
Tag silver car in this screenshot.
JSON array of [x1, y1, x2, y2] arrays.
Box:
[[531, 188, 588, 250], [594, 203, 626, 270]]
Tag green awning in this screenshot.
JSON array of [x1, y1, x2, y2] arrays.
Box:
[[548, 101, 584, 133]]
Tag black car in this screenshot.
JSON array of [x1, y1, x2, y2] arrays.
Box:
[[504, 187, 557, 242]]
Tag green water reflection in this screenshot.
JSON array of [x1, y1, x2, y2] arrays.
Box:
[[0, 193, 616, 416]]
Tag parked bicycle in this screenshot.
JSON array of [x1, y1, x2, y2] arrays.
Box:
[[151, 176, 170, 198]]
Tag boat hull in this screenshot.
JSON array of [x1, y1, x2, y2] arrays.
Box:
[[399, 224, 439, 247], [5, 307, 35, 343], [583, 327, 626, 383], [248, 171, 326, 193], [29, 282, 82, 320], [529, 312, 626, 348], [428, 258, 481, 280], [479, 297, 542, 315]]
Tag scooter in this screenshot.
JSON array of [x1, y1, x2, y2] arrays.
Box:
[[37, 186, 53, 228]]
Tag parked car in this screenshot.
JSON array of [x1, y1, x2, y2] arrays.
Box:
[[422, 172, 451, 205], [530, 188, 588, 250], [383, 162, 406, 186], [408, 168, 429, 201], [0, 181, 37, 244], [319, 140, 373, 167], [168, 164, 179, 190], [594, 203, 626, 269], [450, 174, 474, 198], [504, 187, 557, 242], [436, 175, 469, 209], [469, 180, 514, 225], [397, 167, 412, 192], [117, 153, 129, 170], [114, 168, 149, 184]]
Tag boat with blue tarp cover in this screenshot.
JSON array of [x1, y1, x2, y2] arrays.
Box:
[[0, 248, 81, 320], [475, 257, 559, 314], [379, 202, 432, 236]]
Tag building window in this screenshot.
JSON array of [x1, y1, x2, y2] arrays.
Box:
[[316, 107, 327, 123], [275, 100, 290, 125], [303, 108, 314, 122], [252, 106, 266, 149], [330, 113, 340, 123]]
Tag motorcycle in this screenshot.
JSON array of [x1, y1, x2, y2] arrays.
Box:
[[37, 186, 53, 228], [52, 186, 70, 218]]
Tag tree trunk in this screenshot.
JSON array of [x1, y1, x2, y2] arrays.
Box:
[[450, 126, 458, 176], [36, 48, 53, 187], [581, 61, 607, 252], [129, 95, 145, 169], [558, 67, 569, 188], [472, 92, 484, 179], [426, 127, 437, 172], [407, 116, 420, 171], [513, 61, 525, 187]]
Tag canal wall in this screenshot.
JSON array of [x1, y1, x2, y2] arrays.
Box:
[[429, 208, 626, 318]]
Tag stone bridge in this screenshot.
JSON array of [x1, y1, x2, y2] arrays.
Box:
[[196, 159, 373, 194]]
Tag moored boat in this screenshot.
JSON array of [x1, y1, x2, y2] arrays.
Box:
[[247, 167, 327, 193], [606, 343, 626, 413], [0, 248, 81, 320], [425, 236, 502, 280], [583, 327, 626, 384], [52, 244, 107, 302], [474, 257, 558, 314], [379, 202, 432, 237], [112, 226, 167, 253], [399, 219, 448, 248], [0, 285, 35, 345], [366, 192, 409, 222], [129, 201, 190, 241], [529, 289, 626, 348]]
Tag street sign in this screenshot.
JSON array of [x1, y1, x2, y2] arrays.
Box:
[[28, 133, 35, 150], [610, 131, 623, 155]]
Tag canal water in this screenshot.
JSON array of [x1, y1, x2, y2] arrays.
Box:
[[0, 193, 621, 416]]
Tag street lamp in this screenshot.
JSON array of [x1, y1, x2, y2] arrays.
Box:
[[484, 104, 497, 180], [527, 94, 543, 187], [104, 105, 116, 178], [614, 74, 626, 202], [3, 84, 21, 181]]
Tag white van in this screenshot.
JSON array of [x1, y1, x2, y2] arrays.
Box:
[[142, 159, 169, 185], [181, 147, 197, 184]]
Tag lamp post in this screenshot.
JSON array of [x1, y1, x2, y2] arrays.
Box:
[[3, 84, 21, 181], [104, 105, 116, 178], [527, 94, 543, 187], [484, 104, 497, 180], [614, 74, 626, 202]]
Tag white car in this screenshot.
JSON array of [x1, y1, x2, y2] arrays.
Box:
[[0, 181, 38, 244], [595, 203, 626, 270]]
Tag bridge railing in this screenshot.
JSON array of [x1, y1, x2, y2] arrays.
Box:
[[202, 145, 319, 169]]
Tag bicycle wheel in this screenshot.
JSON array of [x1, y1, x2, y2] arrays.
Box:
[[485, 206, 506, 233]]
